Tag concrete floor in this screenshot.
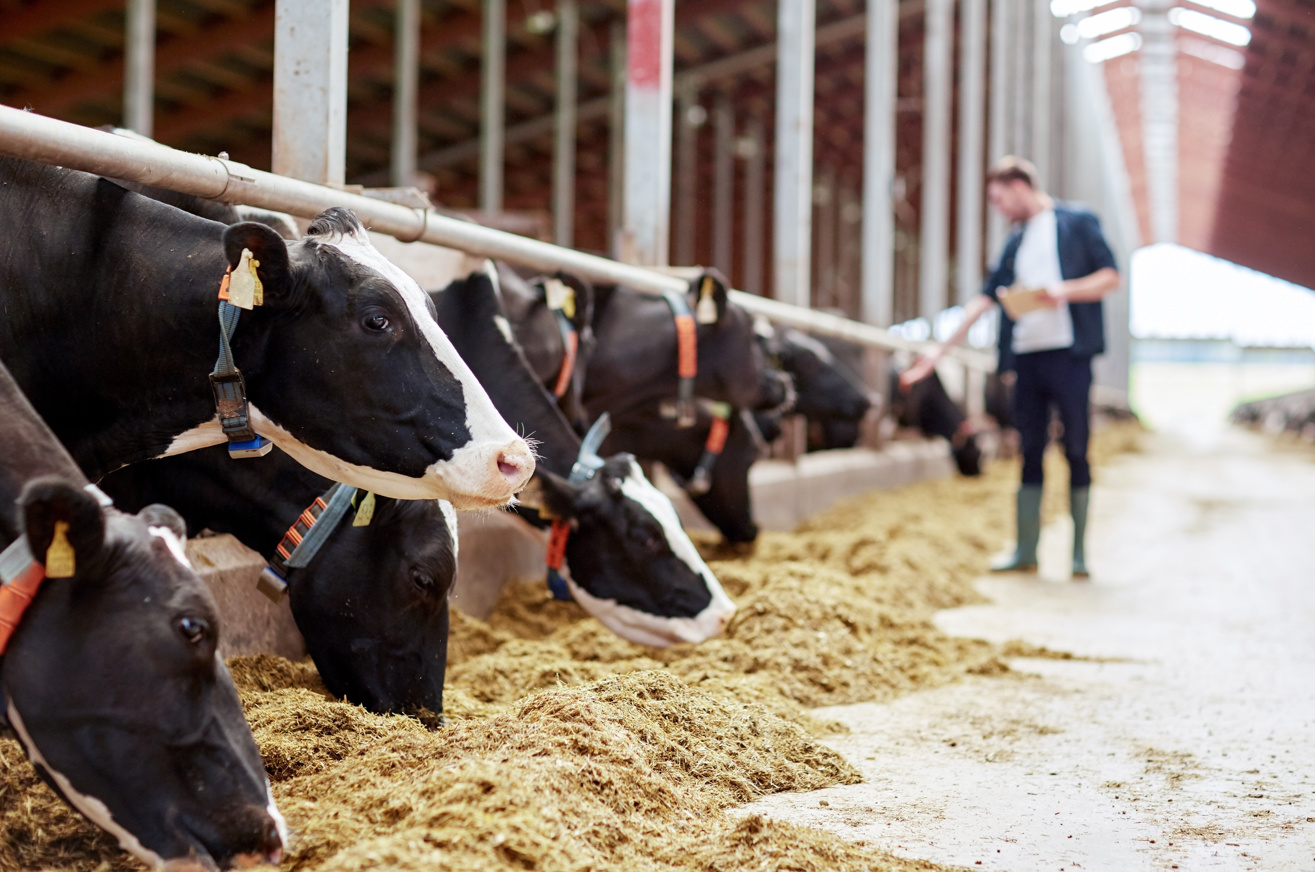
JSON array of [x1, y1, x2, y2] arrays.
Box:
[[745, 421, 1315, 871]]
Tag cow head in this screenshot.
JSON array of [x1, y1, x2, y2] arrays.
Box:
[[768, 326, 872, 423], [286, 497, 457, 722], [224, 209, 534, 509], [687, 269, 784, 411], [523, 456, 736, 647], [1, 478, 284, 870]]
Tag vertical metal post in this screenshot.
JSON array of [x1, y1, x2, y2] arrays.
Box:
[[814, 168, 836, 308], [1031, 0, 1052, 187], [1012, 0, 1032, 159], [862, 0, 898, 326], [553, 0, 578, 247], [622, 0, 674, 266], [741, 117, 766, 296], [987, 0, 1014, 259], [123, 0, 156, 137], [391, 0, 420, 188], [273, 0, 349, 185], [608, 21, 626, 255], [919, 0, 953, 320], [712, 93, 735, 276], [480, 0, 506, 213], [956, 0, 987, 306], [774, 0, 816, 307], [1140, 1, 1178, 243], [674, 86, 699, 265]]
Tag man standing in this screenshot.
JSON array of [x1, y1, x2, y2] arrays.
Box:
[[901, 157, 1120, 577]]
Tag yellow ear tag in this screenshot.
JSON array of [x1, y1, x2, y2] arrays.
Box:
[[696, 276, 718, 325], [545, 279, 575, 319], [352, 492, 376, 527], [227, 247, 261, 310], [45, 520, 76, 578]]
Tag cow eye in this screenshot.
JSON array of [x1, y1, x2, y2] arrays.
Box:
[[411, 568, 436, 592], [176, 616, 210, 645], [362, 313, 391, 333]]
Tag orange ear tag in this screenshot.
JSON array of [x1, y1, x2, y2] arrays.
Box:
[[45, 521, 76, 578]]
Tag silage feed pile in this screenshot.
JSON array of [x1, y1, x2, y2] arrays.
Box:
[[0, 425, 1141, 872]]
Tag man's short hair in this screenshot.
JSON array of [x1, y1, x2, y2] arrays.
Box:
[[986, 156, 1041, 190]]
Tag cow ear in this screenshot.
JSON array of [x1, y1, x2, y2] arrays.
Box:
[[688, 269, 729, 326], [223, 221, 293, 306], [19, 476, 105, 575], [556, 271, 594, 334], [138, 503, 188, 541], [520, 470, 580, 520]]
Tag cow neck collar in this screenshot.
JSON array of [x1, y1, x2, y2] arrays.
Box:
[[210, 265, 273, 459], [660, 292, 698, 428], [256, 482, 360, 602], [682, 402, 733, 497], [0, 485, 113, 654], [544, 413, 611, 601]]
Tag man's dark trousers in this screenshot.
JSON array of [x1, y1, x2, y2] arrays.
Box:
[[1012, 348, 1092, 489]]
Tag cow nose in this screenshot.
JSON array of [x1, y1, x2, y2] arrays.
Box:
[[496, 439, 536, 491]]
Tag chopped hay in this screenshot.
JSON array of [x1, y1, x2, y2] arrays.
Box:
[[1, 424, 1141, 872]]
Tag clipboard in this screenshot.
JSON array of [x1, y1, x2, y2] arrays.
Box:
[[996, 285, 1053, 319]]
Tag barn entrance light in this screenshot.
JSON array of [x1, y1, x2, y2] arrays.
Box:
[[1168, 8, 1252, 45], [1083, 31, 1143, 62]]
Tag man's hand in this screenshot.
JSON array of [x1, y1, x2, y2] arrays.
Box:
[[899, 354, 939, 390], [1041, 283, 1067, 306]]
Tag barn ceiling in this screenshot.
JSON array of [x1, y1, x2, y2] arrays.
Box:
[[1, 0, 1312, 298]]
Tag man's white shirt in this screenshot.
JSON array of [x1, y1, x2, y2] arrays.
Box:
[[1009, 208, 1074, 354]]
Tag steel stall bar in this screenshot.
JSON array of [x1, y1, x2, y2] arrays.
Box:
[[273, 0, 349, 185], [918, 0, 953, 320], [861, 0, 898, 326], [956, 0, 987, 306], [622, 0, 674, 266], [480, 0, 506, 213], [773, 0, 816, 308], [391, 0, 421, 187], [123, 0, 156, 138], [553, 0, 579, 248], [0, 105, 992, 370]]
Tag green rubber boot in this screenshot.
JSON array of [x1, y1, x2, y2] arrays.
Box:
[[992, 484, 1043, 572], [1071, 486, 1090, 579]]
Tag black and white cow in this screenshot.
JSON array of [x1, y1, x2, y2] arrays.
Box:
[[0, 156, 532, 507], [890, 369, 984, 476], [432, 268, 736, 646], [0, 361, 285, 870], [605, 401, 766, 544], [495, 263, 595, 433], [583, 270, 789, 420], [755, 323, 873, 452], [100, 447, 458, 721]]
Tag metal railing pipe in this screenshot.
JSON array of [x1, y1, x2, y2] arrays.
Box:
[[0, 106, 993, 370]]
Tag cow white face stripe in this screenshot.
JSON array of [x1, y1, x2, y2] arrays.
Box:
[[245, 406, 512, 508], [6, 699, 166, 869], [319, 232, 520, 449], [562, 572, 733, 647], [149, 527, 192, 568], [618, 461, 733, 601], [438, 500, 459, 562]]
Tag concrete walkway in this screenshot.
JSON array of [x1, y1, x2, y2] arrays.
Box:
[[746, 425, 1315, 871]]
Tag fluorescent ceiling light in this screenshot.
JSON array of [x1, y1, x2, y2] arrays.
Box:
[[1050, 0, 1121, 18], [1084, 31, 1143, 62], [1169, 8, 1252, 46], [1179, 36, 1247, 69], [1078, 6, 1142, 39], [1190, 0, 1257, 19]]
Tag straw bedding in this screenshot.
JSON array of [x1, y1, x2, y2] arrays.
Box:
[[0, 425, 1141, 872]]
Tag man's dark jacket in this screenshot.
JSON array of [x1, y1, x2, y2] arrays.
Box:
[[982, 202, 1118, 372]]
